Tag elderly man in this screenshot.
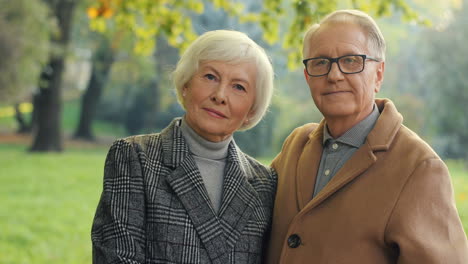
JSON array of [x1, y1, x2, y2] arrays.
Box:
[[266, 9, 468, 264]]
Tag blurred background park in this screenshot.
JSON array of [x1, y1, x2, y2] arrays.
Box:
[[1, 0, 468, 263]]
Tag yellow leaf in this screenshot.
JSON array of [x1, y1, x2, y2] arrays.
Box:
[[87, 7, 99, 18], [102, 7, 113, 18]]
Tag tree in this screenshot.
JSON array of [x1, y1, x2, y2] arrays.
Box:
[[419, 0, 468, 160], [30, 0, 78, 152], [74, 33, 115, 140], [87, 0, 426, 69], [0, 0, 51, 103]]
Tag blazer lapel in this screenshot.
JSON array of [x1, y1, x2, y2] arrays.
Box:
[[218, 143, 261, 250], [166, 157, 230, 263], [162, 118, 230, 263]]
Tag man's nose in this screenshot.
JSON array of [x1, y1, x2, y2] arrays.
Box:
[[327, 62, 344, 81]]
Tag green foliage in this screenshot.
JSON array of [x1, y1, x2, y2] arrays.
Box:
[[87, 0, 427, 69], [0, 0, 54, 103], [411, 0, 468, 159]]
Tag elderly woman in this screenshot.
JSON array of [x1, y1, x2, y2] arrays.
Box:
[[91, 30, 277, 263]]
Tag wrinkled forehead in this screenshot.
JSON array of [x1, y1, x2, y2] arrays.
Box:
[[305, 22, 370, 56]]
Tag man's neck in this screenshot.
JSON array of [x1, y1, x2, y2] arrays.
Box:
[[325, 107, 374, 139]]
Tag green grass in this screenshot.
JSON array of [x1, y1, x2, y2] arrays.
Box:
[[448, 160, 468, 231], [0, 144, 467, 263], [0, 144, 107, 264]]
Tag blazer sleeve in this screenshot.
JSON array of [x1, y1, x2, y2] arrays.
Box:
[[385, 158, 468, 263], [91, 139, 146, 264]]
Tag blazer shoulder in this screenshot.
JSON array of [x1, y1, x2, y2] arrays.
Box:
[[117, 133, 163, 154], [239, 150, 276, 181], [105, 134, 165, 168]]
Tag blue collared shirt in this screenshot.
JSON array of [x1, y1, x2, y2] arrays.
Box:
[[313, 104, 380, 197]]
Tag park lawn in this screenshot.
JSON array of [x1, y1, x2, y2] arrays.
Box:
[[448, 160, 468, 231], [0, 144, 467, 264], [0, 144, 107, 264]]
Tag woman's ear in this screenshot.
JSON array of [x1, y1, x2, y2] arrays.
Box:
[[244, 111, 255, 126], [182, 83, 189, 97]]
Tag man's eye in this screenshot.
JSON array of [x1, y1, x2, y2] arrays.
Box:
[[342, 57, 358, 64], [313, 59, 329, 66]]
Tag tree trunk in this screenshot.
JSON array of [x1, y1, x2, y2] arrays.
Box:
[[30, 0, 77, 152], [30, 59, 64, 151], [14, 103, 31, 133], [74, 36, 115, 140]]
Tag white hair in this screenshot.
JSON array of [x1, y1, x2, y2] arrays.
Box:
[[303, 9, 386, 61], [172, 30, 274, 131]]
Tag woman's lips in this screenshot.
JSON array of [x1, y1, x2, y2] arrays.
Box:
[[203, 108, 227, 118]]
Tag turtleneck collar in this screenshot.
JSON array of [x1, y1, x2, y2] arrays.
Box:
[[180, 117, 232, 160]]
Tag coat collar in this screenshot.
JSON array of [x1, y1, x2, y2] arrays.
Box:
[[160, 118, 190, 168], [161, 118, 262, 260], [298, 99, 403, 212]]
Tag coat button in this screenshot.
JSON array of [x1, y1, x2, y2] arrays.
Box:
[[287, 234, 301, 248]]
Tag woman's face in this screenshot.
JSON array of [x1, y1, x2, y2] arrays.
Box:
[[183, 60, 257, 142]]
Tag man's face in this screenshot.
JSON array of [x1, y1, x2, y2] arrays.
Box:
[[303, 22, 384, 125]]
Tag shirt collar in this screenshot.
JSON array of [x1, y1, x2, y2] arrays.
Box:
[[323, 103, 380, 148]]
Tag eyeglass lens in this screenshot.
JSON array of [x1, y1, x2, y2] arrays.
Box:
[[306, 55, 365, 76]]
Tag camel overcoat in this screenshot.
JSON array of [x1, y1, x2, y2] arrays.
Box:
[[266, 99, 468, 264], [92, 118, 277, 263]]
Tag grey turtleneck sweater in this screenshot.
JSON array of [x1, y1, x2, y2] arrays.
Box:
[[180, 118, 231, 213]]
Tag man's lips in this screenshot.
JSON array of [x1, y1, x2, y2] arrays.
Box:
[[203, 108, 227, 118], [322, 90, 351, 95]]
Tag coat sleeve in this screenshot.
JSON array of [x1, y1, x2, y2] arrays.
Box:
[[385, 158, 468, 263], [91, 139, 146, 264]]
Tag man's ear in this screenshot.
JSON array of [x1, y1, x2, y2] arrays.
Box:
[[374, 61, 385, 93], [304, 68, 310, 82]]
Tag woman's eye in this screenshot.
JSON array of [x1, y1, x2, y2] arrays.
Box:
[[234, 84, 246, 91], [205, 74, 216, 80]]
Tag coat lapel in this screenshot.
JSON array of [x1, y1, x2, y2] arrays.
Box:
[[162, 118, 230, 263], [218, 142, 262, 250], [296, 122, 324, 210], [302, 142, 377, 212], [300, 99, 402, 213]]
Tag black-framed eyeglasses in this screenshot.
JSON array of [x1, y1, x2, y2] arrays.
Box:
[[302, 54, 381, 77]]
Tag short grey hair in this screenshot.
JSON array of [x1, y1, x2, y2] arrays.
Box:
[[303, 9, 386, 61], [172, 30, 274, 131]]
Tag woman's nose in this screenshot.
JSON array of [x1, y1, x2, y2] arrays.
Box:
[[211, 85, 227, 104]]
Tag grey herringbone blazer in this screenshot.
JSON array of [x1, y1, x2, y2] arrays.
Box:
[[91, 118, 277, 264]]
